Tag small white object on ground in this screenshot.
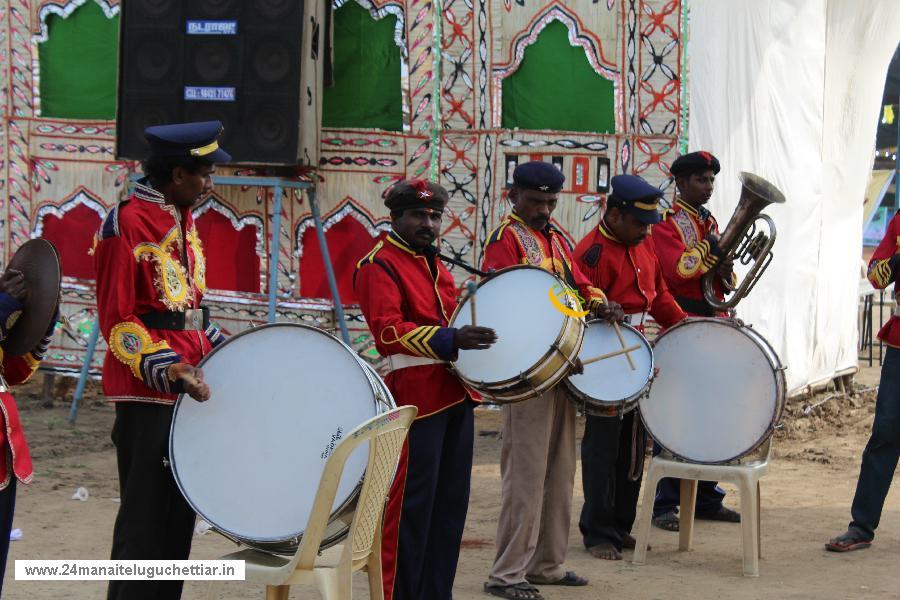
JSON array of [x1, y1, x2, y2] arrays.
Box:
[[194, 520, 211, 536], [71, 487, 89, 501], [9, 528, 22, 541]]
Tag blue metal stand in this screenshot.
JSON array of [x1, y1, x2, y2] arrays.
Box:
[[68, 318, 100, 424], [69, 175, 351, 423]]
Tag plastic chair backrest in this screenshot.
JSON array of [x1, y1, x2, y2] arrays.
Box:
[[282, 406, 417, 573]]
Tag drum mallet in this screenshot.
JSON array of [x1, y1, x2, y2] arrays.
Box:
[[582, 343, 642, 366], [465, 280, 478, 326], [611, 321, 637, 371]]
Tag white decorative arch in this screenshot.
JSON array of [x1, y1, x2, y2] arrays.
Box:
[[192, 195, 265, 257], [33, 0, 120, 44], [32, 187, 107, 237], [492, 4, 621, 130], [294, 197, 391, 259], [333, 0, 406, 56]]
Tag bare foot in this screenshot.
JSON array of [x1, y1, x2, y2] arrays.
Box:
[[587, 543, 622, 560]]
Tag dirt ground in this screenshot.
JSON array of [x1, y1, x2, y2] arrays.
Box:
[[3, 361, 899, 599]]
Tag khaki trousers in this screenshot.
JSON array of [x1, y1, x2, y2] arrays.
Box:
[[488, 386, 576, 585]]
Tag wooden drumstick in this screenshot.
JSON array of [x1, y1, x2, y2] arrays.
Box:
[[581, 344, 642, 366], [466, 280, 478, 327], [612, 321, 637, 371]]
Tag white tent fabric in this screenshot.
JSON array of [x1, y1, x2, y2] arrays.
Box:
[[686, 0, 900, 394]]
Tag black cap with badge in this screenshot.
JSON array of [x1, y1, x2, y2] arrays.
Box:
[[143, 120, 232, 163], [511, 161, 565, 193], [607, 174, 664, 225]]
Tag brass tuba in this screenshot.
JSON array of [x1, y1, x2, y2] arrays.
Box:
[[702, 172, 785, 311]]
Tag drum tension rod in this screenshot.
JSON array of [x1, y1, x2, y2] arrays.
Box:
[[519, 371, 539, 398]]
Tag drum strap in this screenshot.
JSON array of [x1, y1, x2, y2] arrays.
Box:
[[388, 354, 445, 372], [553, 247, 582, 293], [628, 414, 647, 482]]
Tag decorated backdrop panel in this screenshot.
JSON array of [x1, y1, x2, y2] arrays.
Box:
[[1, 0, 685, 377]]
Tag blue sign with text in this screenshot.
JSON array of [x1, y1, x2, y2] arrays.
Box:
[[186, 20, 238, 35], [184, 87, 236, 102]]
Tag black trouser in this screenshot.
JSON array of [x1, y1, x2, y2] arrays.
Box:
[[0, 478, 16, 597], [387, 400, 474, 600], [849, 347, 900, 541], [108, 403, 196, 600], [579, 411, 642, 551]]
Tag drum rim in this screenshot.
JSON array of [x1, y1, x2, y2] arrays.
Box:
[[638, 317, 786, 464], [565, 320, 654, 408], [168, 322, 382, 547], [449, 265, 585, 401]]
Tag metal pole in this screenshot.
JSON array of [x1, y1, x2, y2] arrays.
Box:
[[69, 318, 101, 424], [267, 184, 284, 324], [308, 189, 351, 345]]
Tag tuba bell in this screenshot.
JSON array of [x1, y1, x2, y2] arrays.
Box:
[[701, 172, 785, 311]]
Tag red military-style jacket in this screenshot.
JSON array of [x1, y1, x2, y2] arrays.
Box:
[[0, 353, 43, 491], [573, 221, 686, 329], [354, 231, 473, 419], [94, 180, 225, 404], [867, 211, 900, 347], [482, 212, 607, 310], [652, 199, 732, 315], [0, 292, 55, 490]]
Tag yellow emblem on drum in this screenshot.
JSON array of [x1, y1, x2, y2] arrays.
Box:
[[548, 283, 589, 318]]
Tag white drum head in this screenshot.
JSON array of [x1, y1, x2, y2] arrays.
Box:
[[640, 319, 781, 463], [568, 321, 653, 405], [453, 267, 567, 384], [170, 324, 379, 543]]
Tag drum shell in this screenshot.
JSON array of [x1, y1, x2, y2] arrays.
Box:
[[639, 318, 785, 464], [449, 265, 585, 403], [564, 320, 654, 417], [169, 324, 395, 555]]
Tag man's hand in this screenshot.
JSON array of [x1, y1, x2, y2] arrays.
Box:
[[592, 300, 625, 323], [0, 269, 27, 303], [717, 255, 735, 280], [455, 325, 498, 350], [167, 363, 210, 402], [571, 357, 585, 375]]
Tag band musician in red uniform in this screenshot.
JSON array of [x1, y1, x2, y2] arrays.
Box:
[[354, 179, 496, 600], [573, 174, 686, 561], [650, 151, 740, 531], [482, 161, 622, 600], [0, 268, 58, 596], [94, 121, 228, 600]]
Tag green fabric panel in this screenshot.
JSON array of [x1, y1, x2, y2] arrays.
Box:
[[38, 2, 119, 119], [502, 21, 616, 133], [322, 1, 403, 131]]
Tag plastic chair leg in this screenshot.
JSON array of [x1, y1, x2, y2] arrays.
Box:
[[679, 479, 699, 551], [266, 585, 290, 600], [738, 475, 759, 577], [316, 567, 352, 600], [367, 553, 385, 600], [757, 479, 762, 560], [632, 463, 661, 565]]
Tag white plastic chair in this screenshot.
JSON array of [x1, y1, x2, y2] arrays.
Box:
[[207, 405, 417, 600], [632, 437, 772, 577]]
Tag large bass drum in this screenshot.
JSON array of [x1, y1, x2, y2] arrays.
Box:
[[451, 265, 585, 403], [169, 323, 395, 555], [639, 318, 785, 464]]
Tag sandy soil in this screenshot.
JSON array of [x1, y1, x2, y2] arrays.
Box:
[[3, 362, 899, 600]]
